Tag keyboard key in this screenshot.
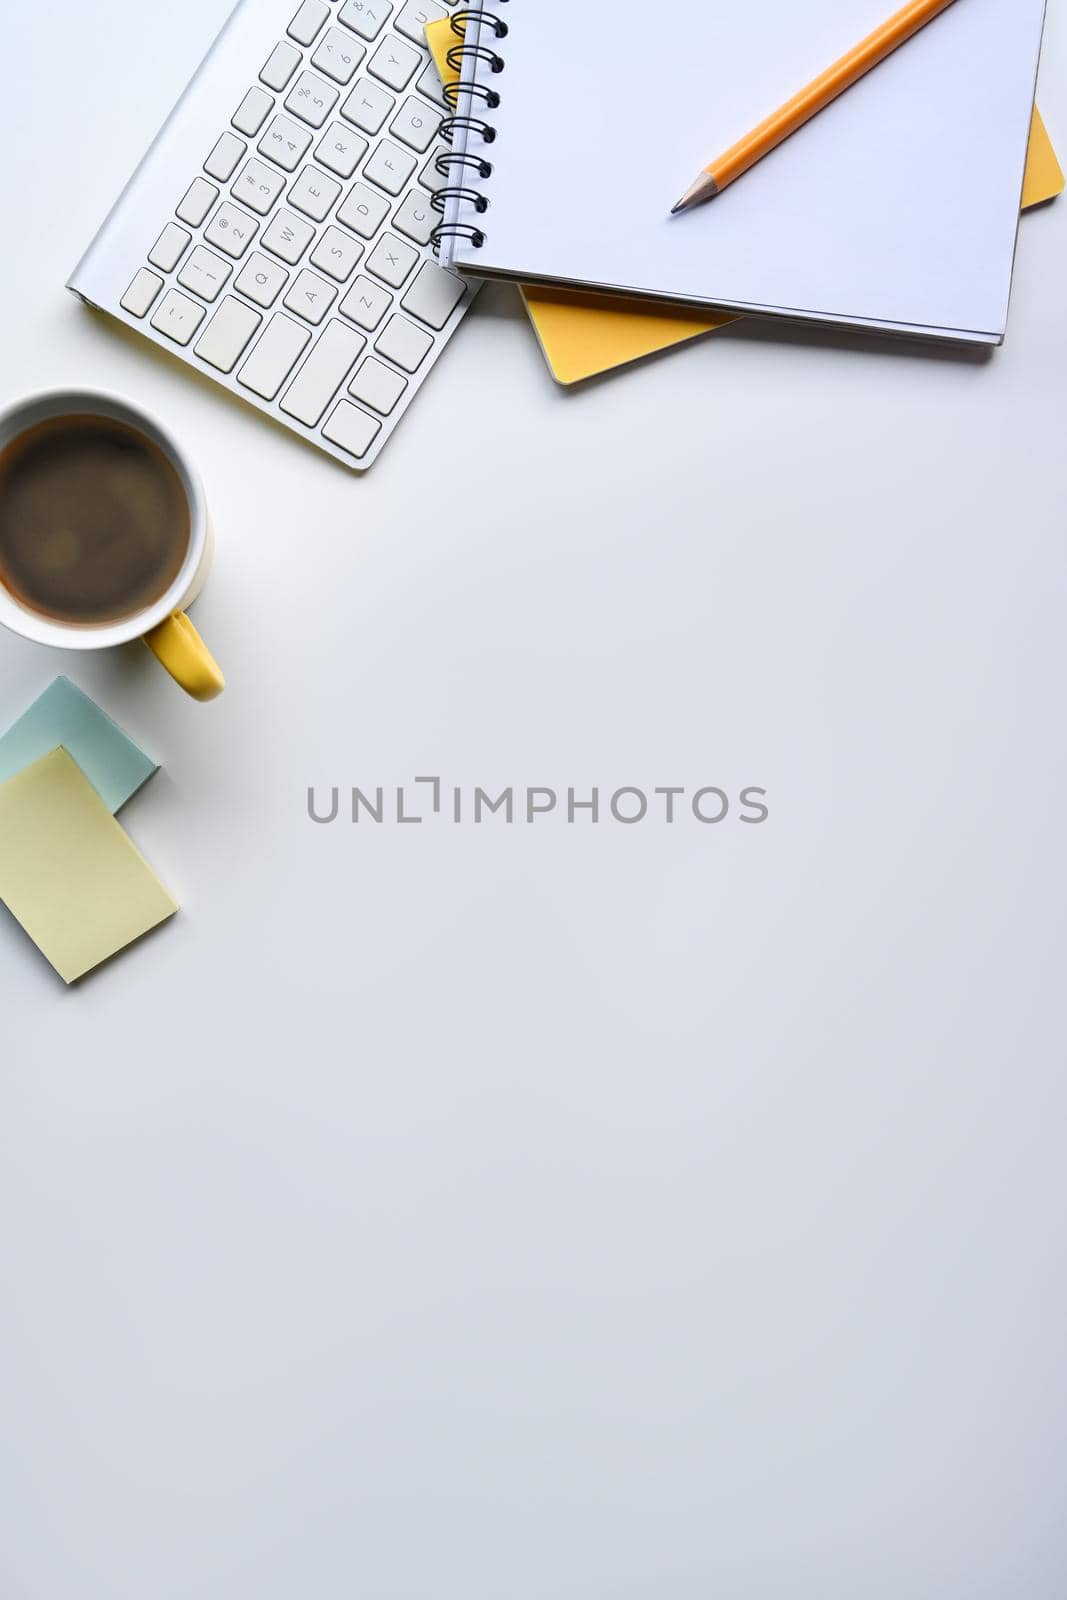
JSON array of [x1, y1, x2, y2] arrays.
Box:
[[322, 399, 381, 459], [310, 225, 363, 281], [363, 138, 416, 195], [348, 354, 406, 413], [280, 319, 365, 425], [284, 71, 339, 129], [231, 251, 286, 307], [238, 312, 311, 398], [258, 114, 312, 172], [288, 165, 342, 222], [205, 201, 259, 258], [148, 222, 190, 272], [177, 244, 232, 302], [312, 27, 365, 85], [150, 287, 206, 345], [374, 311, 432, 370], [341, 78, 394, 135], [391, 189, 434, 246], [337, 0, 392, 42], [416, 58, 448, 110], [366, 232, 418, 288], [283, 267, 338, 325], [401, 258, 464, 329], [195, 295, 262, 371], [233, 86, 274, 137], [394, 0, 446, 44], [287, 0, 329, 46], [176, 176, 218, 226], [235, 251, 289, 307], [315, 122, 367, 178], [336, 182, 389, 237], [419, 147, 446, 191], [338, 273, 392, 330], [389, 96, 442, 152], [262, 207, 315, 263], [120, 267, 162, 317], [205, 131, 246, 182], [368, 36, 421, 92], [231, 159, 286, 214], [261, 42, 301, 92]]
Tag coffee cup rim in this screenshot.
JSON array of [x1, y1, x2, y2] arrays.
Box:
[[0, 387, 208, 650]]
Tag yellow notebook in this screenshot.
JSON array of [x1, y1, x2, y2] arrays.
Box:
[[424, 18, 1061, 384], [1023, 107, 1065, 209]]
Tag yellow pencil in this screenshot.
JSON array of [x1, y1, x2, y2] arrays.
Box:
[[672, 0, 960, 214]]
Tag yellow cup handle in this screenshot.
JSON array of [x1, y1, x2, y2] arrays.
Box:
[[143, 611, 225, 702]]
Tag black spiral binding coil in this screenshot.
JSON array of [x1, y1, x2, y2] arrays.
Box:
[[431, 1, 509, 255]]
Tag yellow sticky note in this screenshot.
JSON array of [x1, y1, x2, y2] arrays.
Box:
[[1023, 106, 1065, 209], [519, 286, 735, 385], [0, 748, 178, 983], [425, 17, 1061, 383]]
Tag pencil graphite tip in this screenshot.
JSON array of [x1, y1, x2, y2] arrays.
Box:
[[671, 171, 720, 215]]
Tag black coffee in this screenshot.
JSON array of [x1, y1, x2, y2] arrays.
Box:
[[0, 414, 190, 625]]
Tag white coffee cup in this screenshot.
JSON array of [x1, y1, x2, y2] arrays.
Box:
[[0, 388, 224, 701]]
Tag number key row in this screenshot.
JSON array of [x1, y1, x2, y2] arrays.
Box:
[[312, 27, 365, 84], [178, 244, 231, 301], [259, 114, 312, 172], [205, 201, 259, 258], [285, 70, 339, 129], [337, 0, 392, 42], [232, 159, 286, 215]]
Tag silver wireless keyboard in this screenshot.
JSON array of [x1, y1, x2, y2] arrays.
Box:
[[68, 0, 478, 471]]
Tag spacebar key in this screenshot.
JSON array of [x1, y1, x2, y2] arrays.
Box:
[[280, 320, 365, 426]]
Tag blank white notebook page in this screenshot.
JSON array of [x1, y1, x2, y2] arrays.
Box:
[[444, 0, 1047, 342]]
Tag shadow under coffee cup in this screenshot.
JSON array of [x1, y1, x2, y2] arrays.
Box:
[[0, 389, 224, 701]]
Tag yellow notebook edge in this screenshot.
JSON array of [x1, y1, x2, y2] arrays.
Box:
[[516, 288, 737, 388], [1023, 106, 1065, 209]]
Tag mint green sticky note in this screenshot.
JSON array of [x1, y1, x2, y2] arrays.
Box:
[[0, 677, 158, 814]]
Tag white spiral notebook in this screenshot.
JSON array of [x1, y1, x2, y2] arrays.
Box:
[[437, 0, 1047, 345]]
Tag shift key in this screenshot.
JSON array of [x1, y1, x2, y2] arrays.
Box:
[[195, 296, 262, 373], [238, 312, 310, 399], [280, 319, 365, 425], [400, 259, 465, 330]]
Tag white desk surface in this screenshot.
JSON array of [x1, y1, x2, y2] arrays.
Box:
[[2, 4, 1066, 1596]]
